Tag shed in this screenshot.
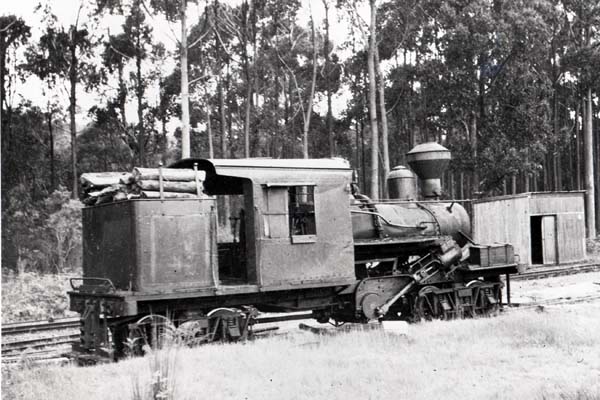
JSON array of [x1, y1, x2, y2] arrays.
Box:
[[472, 192, 586, 266]]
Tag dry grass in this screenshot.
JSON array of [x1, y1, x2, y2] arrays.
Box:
[[3, 303, 600, 400]]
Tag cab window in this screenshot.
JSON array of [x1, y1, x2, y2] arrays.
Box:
[[288, 186, 316, 237]]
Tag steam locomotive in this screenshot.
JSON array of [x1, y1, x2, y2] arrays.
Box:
[[68, 143, 518, 362]]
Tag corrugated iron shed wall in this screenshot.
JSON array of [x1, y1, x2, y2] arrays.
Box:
[[473, 192, 586, 266]]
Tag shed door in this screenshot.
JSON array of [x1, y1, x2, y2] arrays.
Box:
[[542, 215, 557, 265]]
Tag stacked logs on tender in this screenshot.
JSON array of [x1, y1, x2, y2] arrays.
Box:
[[80, 167, 206, 206]]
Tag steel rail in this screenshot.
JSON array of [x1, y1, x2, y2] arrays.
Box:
[[1, 312, 314, 338], [0, 312, 315, 358], [2, 318, 80, 336], [511, 262, 600, 281], [1, 334, 80, 354]]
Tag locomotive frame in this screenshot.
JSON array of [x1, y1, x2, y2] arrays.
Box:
[[69, 154, 518, 363]]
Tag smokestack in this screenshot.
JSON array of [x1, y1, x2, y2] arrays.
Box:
[[406, 142, 451, 199]]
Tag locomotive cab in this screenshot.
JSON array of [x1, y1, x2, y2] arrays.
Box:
[[170, 158, 357, 292]]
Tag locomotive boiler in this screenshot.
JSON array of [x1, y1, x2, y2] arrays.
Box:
[[68, 143, 518, 362]]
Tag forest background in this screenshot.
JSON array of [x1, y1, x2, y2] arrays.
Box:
[[1, 0, 599, 279]]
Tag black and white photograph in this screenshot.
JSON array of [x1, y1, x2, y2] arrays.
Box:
[[1, 0, 599, 398]]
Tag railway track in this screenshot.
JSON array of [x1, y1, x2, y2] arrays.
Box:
[[2, 317, 80, 336], [1, 312, 314, 363], [2, 263, 598, 364], [2, 334, 80, 355], [505, 293, 600, 310], [1, 312, 317, 338], [512, 262, 600, 281], [3, 295, 600, 364]]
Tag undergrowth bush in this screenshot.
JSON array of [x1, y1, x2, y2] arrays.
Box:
[[1, 270, 77, 323], [586, 238, 600, 261], [2, 186, 82, 274]]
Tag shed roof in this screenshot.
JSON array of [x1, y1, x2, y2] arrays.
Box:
[[472, 191, 585, 204]]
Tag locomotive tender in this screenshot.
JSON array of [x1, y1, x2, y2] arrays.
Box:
[[68, 143, 518, 361]]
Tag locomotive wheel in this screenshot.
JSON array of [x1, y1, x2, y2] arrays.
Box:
[[414, 286, 442, 321], [466, 281, 499, 317], [127, 314, 177, 356], [466, 280, 485, 317], [206, 308, 245, 342], [360, 293, 382, 321], [176, 320, 212, 346]]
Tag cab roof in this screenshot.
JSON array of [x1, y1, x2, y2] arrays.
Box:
[[169, 158, 351, 193], [170, 158, 350, 172]]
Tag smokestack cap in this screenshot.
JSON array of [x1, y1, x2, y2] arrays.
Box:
[[406, 142, 451, 179]]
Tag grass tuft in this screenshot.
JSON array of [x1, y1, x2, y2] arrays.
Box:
[[131, 346, 178, 400]]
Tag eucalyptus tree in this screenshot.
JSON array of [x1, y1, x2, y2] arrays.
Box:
[[25, 6, 96, 198], [148, 0, 195, 159], [0, 15, 30, 135], [95, 0, 157, 167], [562, 0, 600, 238]]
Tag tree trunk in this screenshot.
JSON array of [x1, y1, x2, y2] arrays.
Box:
[[288, 76, 295, 158], [283, 75, 290, 158], [596, 110, 600, 231], [471, 113, 478, 196], [524, 149, 530, 192], [0, 35, 5, 118], [354, 118, 360, 179], [218, 78, 230, 232], [240, 0, 252, 158], [323, 0, 334, 157], [367, 0, 379, 198], [118, 62, 127, 126], [552, 79, 559, 191], [360, 117, 366, 191], [576, 99, 582, 190], [567, 114, 574, 191], [47, 110, 55, 192], [375, 46, 390, 196], [218, 80, 227, 158], [244, 78, 252, 158], [135, 5, 145, 168], [180, 0, 191, 159], [207, 105, 214, 158], [302, 11, 318, 159], [511, 174, 517, 195], [69, 37, 78, 199], [584, 89, 596, 238]]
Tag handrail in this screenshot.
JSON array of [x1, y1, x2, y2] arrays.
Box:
[[350, 209, 427, 230], [69, 277, 116, 293]]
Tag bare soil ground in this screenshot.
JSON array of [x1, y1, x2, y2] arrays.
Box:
[[3, 271, 600, 400], [509, 271, 600, 305]]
